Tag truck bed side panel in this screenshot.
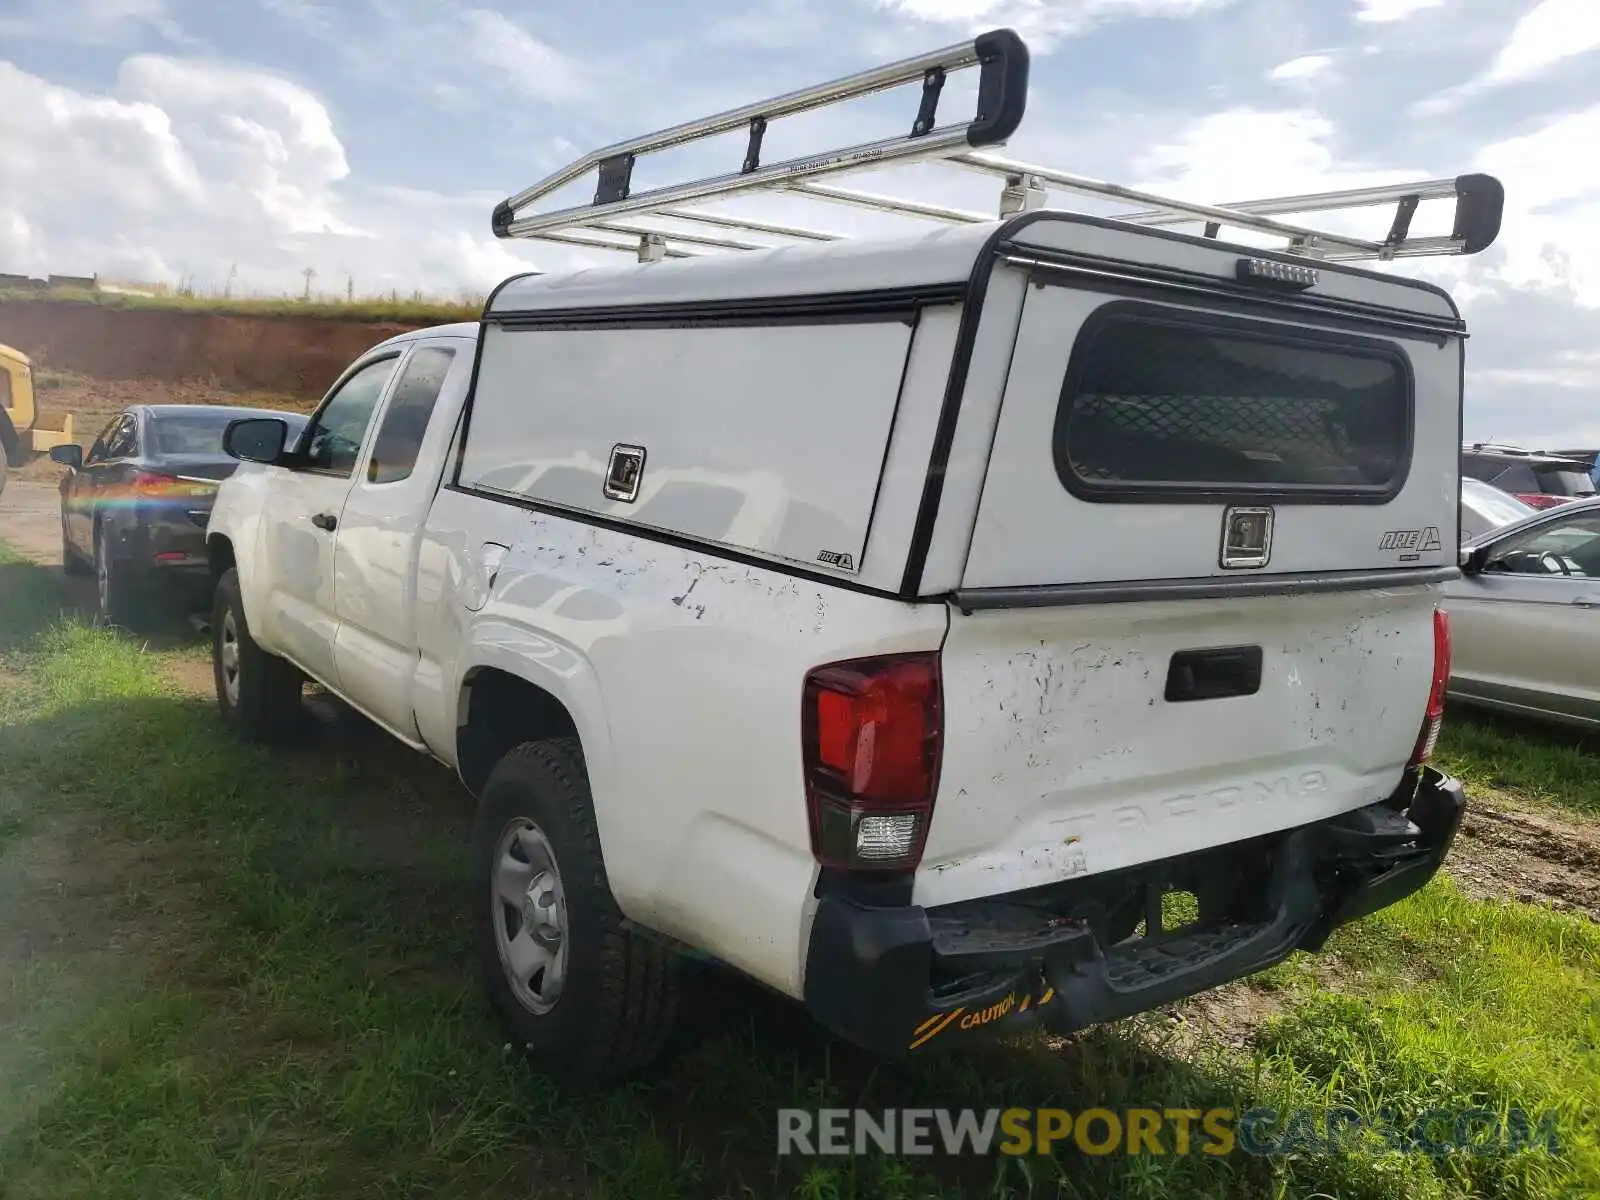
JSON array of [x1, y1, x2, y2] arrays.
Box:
[[418, 488, 949, 997]]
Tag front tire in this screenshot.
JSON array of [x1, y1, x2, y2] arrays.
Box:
[[212, 567, 303, 742], [473, 739, 680, 1089]]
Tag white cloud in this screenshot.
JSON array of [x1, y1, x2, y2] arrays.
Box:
[[264, 0, 589, 108], [1131, 107, 1428, 223], [256, 0, 336, 35], [1471, 105, 1600, 306], [871, 0, 1235, 49], [455, 9, 587, 103], [1412, 0, 1600, 115], [1479, 0, 1600, 88], [0, 56, 549, 295], [1352, 0, 1446, 23], [1268, 53, 1335, 83], [1473, 351, 1600, 392], [0, 0, 187, 45]]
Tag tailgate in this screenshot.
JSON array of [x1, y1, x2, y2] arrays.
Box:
[[916, 585, 1437, 908]]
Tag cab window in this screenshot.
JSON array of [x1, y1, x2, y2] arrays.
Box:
[[301, 357, 398, 477]]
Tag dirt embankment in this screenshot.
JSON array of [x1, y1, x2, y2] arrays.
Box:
[[0, 300, 425, 402]]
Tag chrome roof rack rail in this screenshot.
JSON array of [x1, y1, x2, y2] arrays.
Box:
[[491, 29, 1504, 266]]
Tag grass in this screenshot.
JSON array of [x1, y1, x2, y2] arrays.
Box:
[[0, 540, 1596, 1198], [1437, 709, 1600, 820], [0, 286, 481, 326]]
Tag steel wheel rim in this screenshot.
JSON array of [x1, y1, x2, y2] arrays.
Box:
[[491, 818, 569, 1016], [219, 609, 242, 707]]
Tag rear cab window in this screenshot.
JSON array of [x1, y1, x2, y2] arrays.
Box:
[[1053, 302, 1412, 503]]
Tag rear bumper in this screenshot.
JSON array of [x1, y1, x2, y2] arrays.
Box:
[[105, 506, 213, 589], [802, 766, 1465, 1056]]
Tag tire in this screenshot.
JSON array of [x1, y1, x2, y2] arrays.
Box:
[[94, 522, 146, 627], [473, 739, 680, 1089], [61, 510, 91, 576], [212, 567, 304, 742]]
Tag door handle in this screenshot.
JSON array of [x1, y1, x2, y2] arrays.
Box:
[[310, 513, 338, 532], [1165, 645, 1264, 702]]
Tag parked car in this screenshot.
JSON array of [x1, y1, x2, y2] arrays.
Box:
[[1547, 447, 1600, 493], [203, 31, 1483, 1088], [53, 404, 308, 624], [1446, 494, 1600, 728], [1460, 476, 1534, 543], [1460, 443, 1595, 510]]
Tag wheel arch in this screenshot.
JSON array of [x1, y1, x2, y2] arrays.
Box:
[[455, 650, 609, 799], [207, 532, 237, 588]]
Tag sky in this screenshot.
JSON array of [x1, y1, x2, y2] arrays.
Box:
[[0, 0, 1597, 445]]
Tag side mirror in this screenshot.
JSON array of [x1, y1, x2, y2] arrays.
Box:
[[49, 444, 84, 470], [1459, 544, 1492, 575], [222, 417, 290, 464]]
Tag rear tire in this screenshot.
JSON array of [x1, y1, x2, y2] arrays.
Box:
[[61, 511, 90, 576], [94, 523, 146, 627], [472, 739, 680, 1089], [212, 567, 303, 742]]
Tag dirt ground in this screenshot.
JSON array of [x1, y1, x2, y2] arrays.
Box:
[[1452, 796, 1600, 921], [0, 479, 65, 560]]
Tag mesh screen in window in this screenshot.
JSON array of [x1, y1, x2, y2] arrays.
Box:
[[1055, 306, 1411, 499]]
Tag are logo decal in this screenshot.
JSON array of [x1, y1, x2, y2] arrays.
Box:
[[817, 549, 856, 571], [1378, 526, 1441, 553]]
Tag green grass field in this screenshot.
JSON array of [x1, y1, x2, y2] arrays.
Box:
[[1, 539, 1596, 1199]]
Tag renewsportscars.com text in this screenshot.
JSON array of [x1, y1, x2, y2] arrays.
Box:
[[777, 1106, 1563, 1159]]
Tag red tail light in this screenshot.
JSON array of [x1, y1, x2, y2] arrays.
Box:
[[1515, 493, 1570, 509], [802, 653, 942, 873], [1409, 607, 1451, 767], [134, 472, 216, 500], [134, 471, 181, 496]]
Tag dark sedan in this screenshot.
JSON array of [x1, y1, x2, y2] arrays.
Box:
[[53, 404, 309, 624]]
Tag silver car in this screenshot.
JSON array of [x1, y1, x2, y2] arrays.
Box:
[[1445, 493, 1600, 728]]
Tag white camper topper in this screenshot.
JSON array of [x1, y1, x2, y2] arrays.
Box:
[[207, 26, 1498, 1085]]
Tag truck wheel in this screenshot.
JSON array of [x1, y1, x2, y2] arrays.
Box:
[[473, 739, 680, 1088], [213, 567, 303, 741], [94, 523, 146, 628]]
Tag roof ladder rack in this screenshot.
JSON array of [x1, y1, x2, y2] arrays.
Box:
[[491, 29, 1504, 266]]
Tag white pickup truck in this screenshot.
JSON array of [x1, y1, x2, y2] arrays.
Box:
[[204, 31, 1501, 1085]]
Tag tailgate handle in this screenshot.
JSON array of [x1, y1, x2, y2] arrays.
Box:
[[1164, 645, 1263, 703]]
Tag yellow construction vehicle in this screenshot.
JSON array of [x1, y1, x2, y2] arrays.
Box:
[[1, 341, 75, 497]]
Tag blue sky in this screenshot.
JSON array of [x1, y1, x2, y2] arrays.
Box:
[[1, 0, 1597, 444]]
